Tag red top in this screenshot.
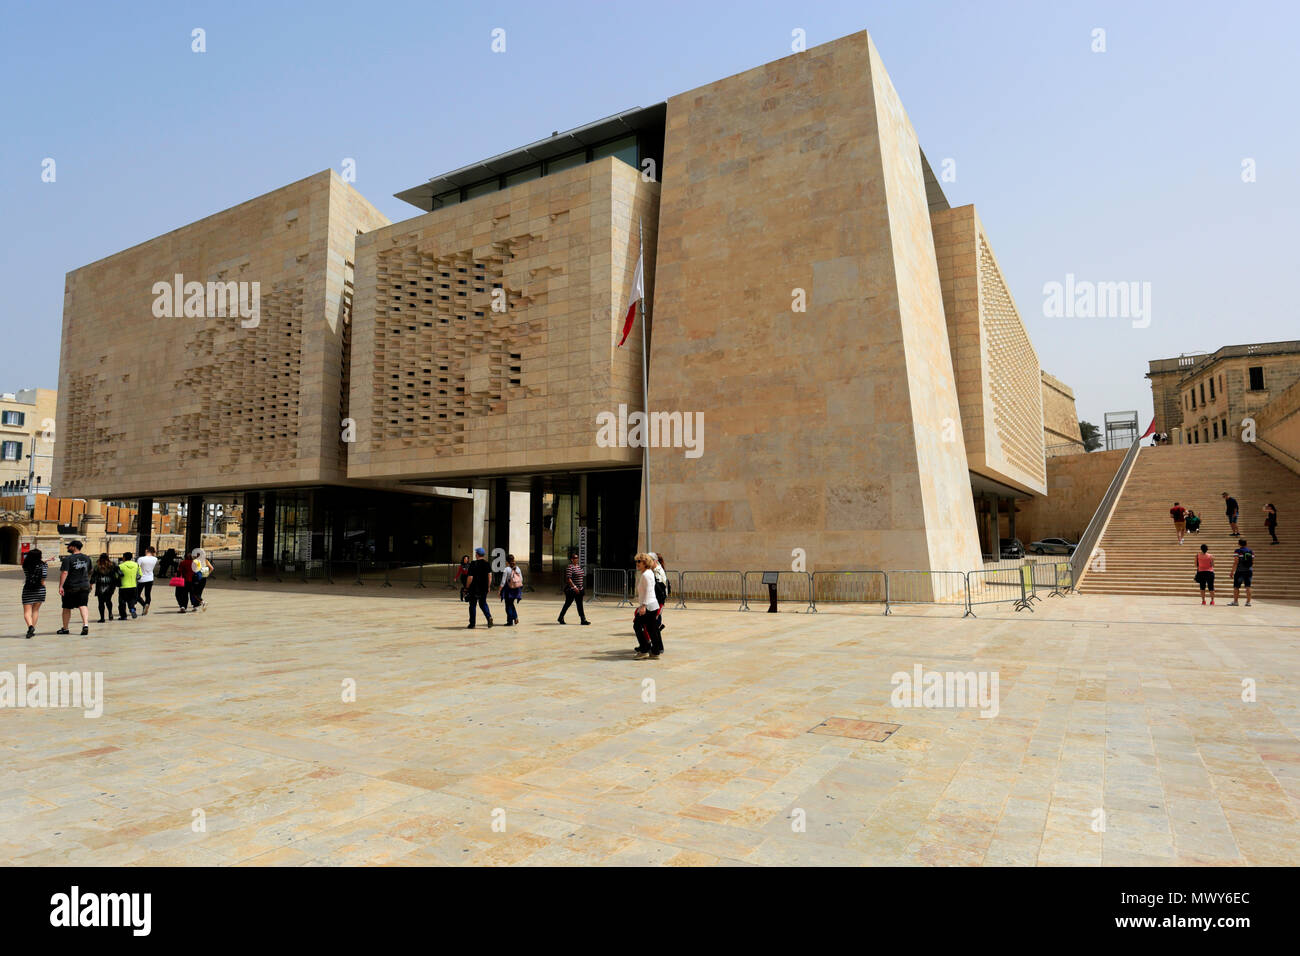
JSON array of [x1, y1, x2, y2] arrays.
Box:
[[1170, 506, 1187, 521], [1196, 552, 1214, 571]]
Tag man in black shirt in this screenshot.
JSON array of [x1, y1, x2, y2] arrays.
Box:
[[1222, 492, 1240, 536], [57, 540, 93, 636], [465, 547, 494, 629]]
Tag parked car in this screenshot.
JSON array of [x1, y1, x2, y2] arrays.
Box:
[[1029, 537, 1077, 556], [999, 538, 1025, 559]]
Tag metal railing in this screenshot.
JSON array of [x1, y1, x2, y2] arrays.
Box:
[[884, 570, 969, 615], [741, 571, 814, 612], [1070, 436, 1143, 585], [966, 567, 1033, 615], [588, 567, 634, 606], [676, 570, 745, 610], [810, 570, 887, 612], [1030, 560, 1074, 597]]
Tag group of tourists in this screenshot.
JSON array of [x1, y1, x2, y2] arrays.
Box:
[[1172, 490, 1271, 606], [455, 546, 669, 658], [18, 541, 214, 638]]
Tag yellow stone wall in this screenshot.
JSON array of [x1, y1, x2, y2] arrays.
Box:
[[933, 204, 1046, 495], [348, 159, 658, 480], [645, 31, 983, 574], [55, 171, 388, 499], [1041, 370, 1083, 451]]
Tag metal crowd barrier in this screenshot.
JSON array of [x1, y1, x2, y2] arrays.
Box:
[[589, 567, 633, 606], [965, 567, 1033, 615], [741, 571, 814, 612], [884, 570, 970, 616], [676, 570, 745, 610], [1030, 560, 1074, 597], [810, 570, 888, 613]]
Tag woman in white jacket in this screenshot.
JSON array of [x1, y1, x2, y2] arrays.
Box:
[[632, 553, 662, 660]]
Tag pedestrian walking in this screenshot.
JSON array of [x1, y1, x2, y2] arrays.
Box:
[[56, 540, 93, 636], [1229, 538, 1253, 607], [1170, 502, 1188, 544], [557, 549, 589, 624], [500, 553, 523, 626], [1194, 544, 1215, 606], [157, 547, 178, 580], [649, 551, 669, 632], [20, 548, 49, 638], [137, 546, 158, 615], [456, 555, 471, 601], [188, 549, 210, 610], [1263, 503, 1279, 545], [91, 553, 119, 623], [1222, 492, 1240, 536], [465, 547, 493, 628], [117, 551, 141, 620], [631, 552, 662, 660], [174, 551, 194, 611]]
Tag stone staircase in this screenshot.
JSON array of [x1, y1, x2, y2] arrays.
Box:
[[1077, 441, 1300, 600]]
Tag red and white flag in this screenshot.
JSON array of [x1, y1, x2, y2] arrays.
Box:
[[617, 246, 644, 348]]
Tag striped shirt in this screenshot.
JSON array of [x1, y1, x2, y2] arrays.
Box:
[[565, 564, 585, 592]]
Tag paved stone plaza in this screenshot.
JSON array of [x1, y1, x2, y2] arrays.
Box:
[[2, 575, 1298, 866]]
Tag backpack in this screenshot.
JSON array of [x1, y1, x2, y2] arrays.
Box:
[[1237, 549, 1253, 570], [508, 568, 522, 589]]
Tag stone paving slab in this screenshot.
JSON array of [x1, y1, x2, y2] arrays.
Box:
[[1, 581, 1298, 866]]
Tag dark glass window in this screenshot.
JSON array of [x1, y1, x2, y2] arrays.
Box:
[[592, 135, 637, 168], [1248, 366, 1265, 390], [505, 165, 541, 187], [465, 180, 499, 199], [546, 151, 585, 174], [431, 189, 461, 210]]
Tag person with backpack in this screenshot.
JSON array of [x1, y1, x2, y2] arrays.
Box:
[[188, 548, 210, 611], [91, 552, 120, 623], [1229, 538, 1254, 606], [1194, 544, 1215, 606], [56, 540, 94, 636], [117, 551, 142, 620], [500, 554, 524, 626], [557, 549, 589, 625], [20, 548, 50, 639], [648, 551, 669, 632], [1169, 502, 1188, 544], [465, 547, 493, 628]]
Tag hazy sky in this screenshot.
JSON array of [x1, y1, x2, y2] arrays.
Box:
[[2, 0, 1296, 433]]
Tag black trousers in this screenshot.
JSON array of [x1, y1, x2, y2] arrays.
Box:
[[118, 586, 138, 617], [559, 589, 587, 622], [139, 580, 153, 606], [633, 610, 663, 653], [97, 590, 116, 619]]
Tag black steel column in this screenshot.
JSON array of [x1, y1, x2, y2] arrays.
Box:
[[185, 495, 203, 554], [492, 477, 510, 558], [528, 476, 543, 573], [136, 496, 153, 555], [241, 491, 260, 571], [261, 491, 277, 568]]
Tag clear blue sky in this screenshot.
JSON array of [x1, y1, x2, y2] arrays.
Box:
[[2, 0, 1296, 432]]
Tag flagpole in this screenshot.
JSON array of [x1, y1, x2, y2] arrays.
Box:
[[638, 217, 652, 554]]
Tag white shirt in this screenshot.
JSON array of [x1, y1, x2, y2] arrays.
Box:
[[137, 554, 158, 582], [639, 568, 660, 612]]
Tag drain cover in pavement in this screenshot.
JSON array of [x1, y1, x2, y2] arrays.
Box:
[[809, 718, 900, 742]]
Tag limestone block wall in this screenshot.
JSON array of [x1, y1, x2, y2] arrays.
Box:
[[1015, 448, 1127, 544], [646, 31, 983, 574], [1042, 370, 1083, 451], [55, 170, 388, 499], [933, 204, 1046, 495], [1254, 377, 1300, 474], [348, 159, 657, 481]]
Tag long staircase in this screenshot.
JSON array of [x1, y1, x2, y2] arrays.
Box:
[[1077, 441, 1300, 600]]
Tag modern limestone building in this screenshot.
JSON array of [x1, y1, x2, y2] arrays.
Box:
[[54, 31, 1065, 574]]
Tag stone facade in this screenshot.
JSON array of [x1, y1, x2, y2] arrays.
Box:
[[348, 159, 657, 481], [1041, 371, 1083, 454], [55, 171, 389, 500], [0, 388, 57, 493], [645, 32, 986, 574], [1149, 342, 1300, 446]]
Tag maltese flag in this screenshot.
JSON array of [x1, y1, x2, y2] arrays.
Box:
[[617, 246, 644, 348]]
